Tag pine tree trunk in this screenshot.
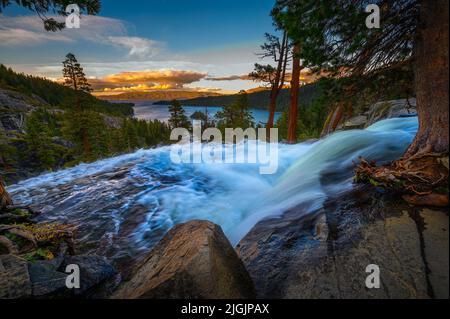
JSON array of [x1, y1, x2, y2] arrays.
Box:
[[267, 97, 277, 129], [404, 0, 449, 157], [267, 31, 288, 130], [287, 44, 301, 144]]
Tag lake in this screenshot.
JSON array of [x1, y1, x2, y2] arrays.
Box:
[[131, 101, 282, 125]]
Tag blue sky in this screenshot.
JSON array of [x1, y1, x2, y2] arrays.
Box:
[[0, 0, 277, 94]]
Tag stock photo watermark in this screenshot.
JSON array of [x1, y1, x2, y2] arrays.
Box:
[[65, 4, 81, 29], [65, 264, 80, 289], [170, 121, 279, 175], [366, 4, 381, 29], [365, 264, 381, 289]]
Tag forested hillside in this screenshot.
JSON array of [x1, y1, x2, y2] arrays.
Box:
[[0, 64, 170, 184], [0, 64, 134, 117]]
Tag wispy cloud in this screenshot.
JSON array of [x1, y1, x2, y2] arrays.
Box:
[[206, 74, 251, 81], [0, 16, 266, 93], [0, 14, 161, 60], [0, 27, 73, 45], [107, 36, 163, 59]]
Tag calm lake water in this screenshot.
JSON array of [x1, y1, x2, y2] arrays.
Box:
[[131, 101, 281, 125]]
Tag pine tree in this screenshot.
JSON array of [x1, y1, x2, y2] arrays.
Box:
[[190, 111, 208, 127], [215, 91, 254, 130], [287, 44, 301, 144], [63, 54, 92, 96], [276, 0, 448, 157], [168, 100, 190, 129], [62, 53, 94, 159], [276, 0, 448, 204], [249, 32, 290, 129]]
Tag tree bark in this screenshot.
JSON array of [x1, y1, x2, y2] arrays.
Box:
[[287, 44, 301, 144], [404, 0, 449, 158]]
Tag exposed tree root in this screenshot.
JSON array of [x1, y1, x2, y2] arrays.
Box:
[[355, 153, 449, 207]]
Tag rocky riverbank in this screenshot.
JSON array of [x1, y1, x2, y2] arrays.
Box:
[[236, 185, 448, 299], [0, 205, 117, 298], [1, 92, 447, 299], [1, 183, 448, 299]]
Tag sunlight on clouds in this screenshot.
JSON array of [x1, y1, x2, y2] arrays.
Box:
[[84, 69, 209, 93], [102, 70, 207, 86], [103, 84, 175, 92]]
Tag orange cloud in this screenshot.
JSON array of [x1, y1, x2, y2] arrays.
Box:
[[87, 69, 208, 93], [102, 84, 176, 92], [103, 70, 207, 86]]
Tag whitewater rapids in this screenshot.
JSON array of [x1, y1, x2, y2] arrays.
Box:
[[8, 117, 418, 265]]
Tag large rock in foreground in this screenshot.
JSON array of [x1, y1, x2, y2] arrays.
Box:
[[237, 186, 448, 299], [113, 220, 255, 299]]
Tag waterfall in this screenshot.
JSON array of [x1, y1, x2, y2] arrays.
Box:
[[8, 117, 418, 264]]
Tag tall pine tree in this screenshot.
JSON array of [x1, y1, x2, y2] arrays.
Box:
[[276, 0, 448, 205], [62, 53, 94, 159], [168, 100, 190, 129]]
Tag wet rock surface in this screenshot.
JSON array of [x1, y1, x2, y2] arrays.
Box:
[[237, 185, 448, 299], [113, 220, 255, 299], [0, 254, 32, 299], [61, 255, 117, 296], [0, 205, 116, 299]]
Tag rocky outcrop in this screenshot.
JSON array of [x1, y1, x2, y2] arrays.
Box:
[[0, 88, 43, 134], [0, 251, 116, 299], [365, 98, 417, 127], [325, 99, 417, 134], [237, 186, 448, 299], [0, 88, 41, 113], [113, 220, 255, 299]]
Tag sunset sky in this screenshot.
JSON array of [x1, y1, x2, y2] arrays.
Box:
[[0, 0, 281, 94]]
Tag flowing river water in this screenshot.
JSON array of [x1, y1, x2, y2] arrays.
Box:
[[8, 117, 418, 268]]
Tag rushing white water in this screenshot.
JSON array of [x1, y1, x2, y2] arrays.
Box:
[[8, 117, 418, 265]]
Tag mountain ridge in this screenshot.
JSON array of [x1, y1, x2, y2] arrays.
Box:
[[96, 90, 223, 101], [153, 83, 321, 111]]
